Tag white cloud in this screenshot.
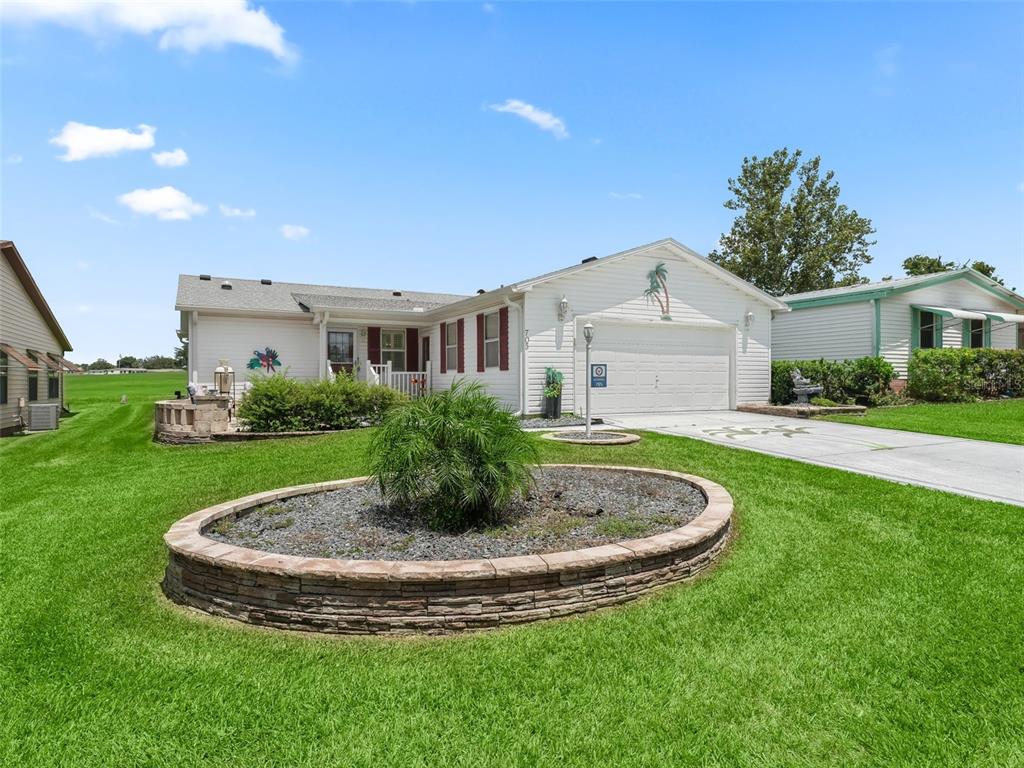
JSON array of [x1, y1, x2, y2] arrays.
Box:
[[87, 206, 121, 225], [609, 191, 643, 200], [875, 45, 900, 77], [488, 99, 569, 139], [219, 203, 256, 218], [78, 305, 93, 314], [152, 148, 189, 167], [5, 153, 23, 165], [118, 186, 207, 221], [4, 1, 296, 63], [74, 260, 91, 271], [280, 224, 310, 240], [482, 3, 496, 12], [51, 121, 155, 161], [1017, 181, 1024, 193]]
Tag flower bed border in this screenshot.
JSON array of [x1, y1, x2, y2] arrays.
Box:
[[162, 465, 733, 635]]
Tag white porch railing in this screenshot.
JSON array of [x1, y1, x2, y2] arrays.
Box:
[[366, 362, 431, 399]]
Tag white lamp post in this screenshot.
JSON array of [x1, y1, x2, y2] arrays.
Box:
[[583, 322, 594, 438]]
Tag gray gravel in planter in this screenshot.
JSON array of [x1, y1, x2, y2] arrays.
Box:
[[520, 415, 602, 430], [205, 466, 706, 561]]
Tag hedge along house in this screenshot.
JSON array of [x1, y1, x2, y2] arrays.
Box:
[[175, 239, 787, 416], [772, 269, 1024, 379], [1, 240, 78, 435]]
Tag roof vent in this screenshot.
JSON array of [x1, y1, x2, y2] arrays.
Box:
[[199, 274, 211, 281], [581, 256, 598, 264], [221, 280, 232, 290], [392, 291, 402, 297], [261, 279, 272, 286], [477, 289, 486, 295]]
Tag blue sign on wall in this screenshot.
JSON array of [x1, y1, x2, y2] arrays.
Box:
[[591, 364, 608, 388]]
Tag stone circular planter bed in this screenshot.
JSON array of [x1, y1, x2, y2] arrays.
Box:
[[162, 465, 733, 636], [543, 431, 641, 446]]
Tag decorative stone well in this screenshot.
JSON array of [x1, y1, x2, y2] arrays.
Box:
[[154, 395, 232, 441], [161, 465, 733, 636]]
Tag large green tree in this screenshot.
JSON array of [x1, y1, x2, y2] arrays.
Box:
[[901, 254, 955, 276], [709, 148, 876, 295], [902, 254, 1004, 285]]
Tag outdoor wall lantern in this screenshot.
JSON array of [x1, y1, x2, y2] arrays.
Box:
[[557, 295, 570, 323], [744, 311, 755, 330]]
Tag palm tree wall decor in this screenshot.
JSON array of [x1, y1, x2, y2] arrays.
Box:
[[644, 262, 672, 319]]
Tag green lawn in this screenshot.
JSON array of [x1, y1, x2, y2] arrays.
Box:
[[1, 372, 1021, 767], [821, 398, 1024, 445]]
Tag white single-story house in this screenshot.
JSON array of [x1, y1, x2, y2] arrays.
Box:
[[1, 240, 78, 435], [772, 269, 1024, 378], [176, 238, 788, 416]]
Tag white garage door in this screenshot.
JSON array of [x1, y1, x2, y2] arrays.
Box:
[[578, 323, 732, 414]]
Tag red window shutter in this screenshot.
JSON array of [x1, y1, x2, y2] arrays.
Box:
[[439, 322, 447, 373], [499, 306, 510, 371], [368, 327, 381, 365], [457, 318, 465, 373], [476, 313, 485, 372], [406, 328, 419, 372]]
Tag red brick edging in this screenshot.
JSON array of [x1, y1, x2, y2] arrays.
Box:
[[162, 465, 733, 635]]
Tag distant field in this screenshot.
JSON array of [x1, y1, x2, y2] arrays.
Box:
[[64, 370, 187, 407]]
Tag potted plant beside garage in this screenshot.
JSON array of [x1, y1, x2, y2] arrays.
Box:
[[543, 367, 563, 419]]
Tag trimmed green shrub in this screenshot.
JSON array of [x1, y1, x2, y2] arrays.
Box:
[[907, 348, 1024, 402], [369, 380, 540, 531], [771, 357, 895, 406], [237, 373, 405, 432], [809, 396, 841, 407]]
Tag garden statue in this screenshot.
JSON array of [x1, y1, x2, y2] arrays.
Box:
[[790, 369, 824, 404]]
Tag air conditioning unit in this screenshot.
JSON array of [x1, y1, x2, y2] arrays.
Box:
[[28, 403, 60, 431]]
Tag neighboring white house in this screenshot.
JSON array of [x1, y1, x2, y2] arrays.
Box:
[[773, 269, 1024, 378], [1, 240, 78, 435], [175, 238, 788, 416]]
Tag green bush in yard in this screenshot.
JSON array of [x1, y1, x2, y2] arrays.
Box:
[[369, 380, 539, 531], [907, 348, 1024, 402], [771, 357, 895, 405], [237, 372, 405, 432]]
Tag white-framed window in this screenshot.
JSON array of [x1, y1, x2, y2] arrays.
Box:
[[484, 311, 500, 368], [381, 329, 406, 372], [445, 322, 458, 372]]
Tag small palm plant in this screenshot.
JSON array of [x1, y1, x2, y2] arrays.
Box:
[[369, 380, 540, 531]]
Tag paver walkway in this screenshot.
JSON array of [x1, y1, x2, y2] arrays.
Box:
[[604, 411, 1024, 506]]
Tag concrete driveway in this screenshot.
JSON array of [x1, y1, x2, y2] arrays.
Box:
[[604, 411, 1024, 506]]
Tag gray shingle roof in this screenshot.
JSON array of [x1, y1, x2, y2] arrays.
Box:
[[176, 275, 468, 314], [779, 270, 973, 301]]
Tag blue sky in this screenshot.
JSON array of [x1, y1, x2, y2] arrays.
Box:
[[2, 1, 1022, 362]]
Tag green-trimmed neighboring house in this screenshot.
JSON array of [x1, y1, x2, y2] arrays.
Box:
[[772, 269, 1024, 379]]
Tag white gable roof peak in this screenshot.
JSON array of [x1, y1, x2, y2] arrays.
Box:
[[509, 238, 789, 310]]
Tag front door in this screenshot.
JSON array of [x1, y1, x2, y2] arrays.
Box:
[[421, 336, 430, 372], [328, 330, 355, 374]]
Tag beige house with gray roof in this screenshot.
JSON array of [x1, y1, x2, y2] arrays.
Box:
[[1, 240, 78, 435]]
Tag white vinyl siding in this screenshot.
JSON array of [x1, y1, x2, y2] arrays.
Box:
[[523, 245, 773, 414], [194, 313, 321, 382], [1, 252, 65, 431], [432, 306, 521, 410], [771, 302, 873, 361], [879, 279, 1022, 377]]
